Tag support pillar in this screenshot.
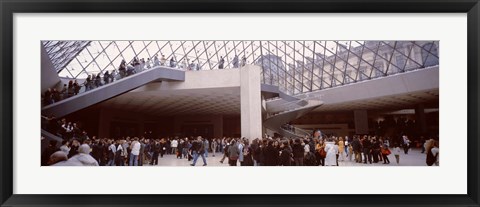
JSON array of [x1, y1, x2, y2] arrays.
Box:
[[415, 104, 427, 135], [240, 65, 262, 141], [354, 110, 369, 135]]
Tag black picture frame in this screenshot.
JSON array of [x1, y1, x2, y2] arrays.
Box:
[[1, 0, 479, 206]]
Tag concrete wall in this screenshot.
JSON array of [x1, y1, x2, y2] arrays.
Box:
[[41, 44, 61, 92], [173, 115, 224, 139]]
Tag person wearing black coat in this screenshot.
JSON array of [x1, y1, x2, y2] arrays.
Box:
[[351, 137, 363, 163], [150, 141, 160, 165], [292, 139, 305, 166], [264, 140, 279, 166], [242, 145, 254, 166], [279, 143, 292, 166], [362, 137, 372, 164]]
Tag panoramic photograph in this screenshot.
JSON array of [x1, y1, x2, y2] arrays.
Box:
[[40, 40, 439, 167]]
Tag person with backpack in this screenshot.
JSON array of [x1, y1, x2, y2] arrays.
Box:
[[316, 139, 326, 166]]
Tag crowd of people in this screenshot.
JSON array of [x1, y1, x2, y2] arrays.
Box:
[[41, 116, 440, 167]]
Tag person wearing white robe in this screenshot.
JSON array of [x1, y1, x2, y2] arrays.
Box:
[[324, 141, 338, 166]]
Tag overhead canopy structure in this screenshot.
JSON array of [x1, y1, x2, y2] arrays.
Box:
[[43, 40, 439, 95]]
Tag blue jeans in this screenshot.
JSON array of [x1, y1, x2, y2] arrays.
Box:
[[204, 149, 208, 157], [107, 159, 115, 166], [192, 151, 206, 166], [129, 154, 138, 166]]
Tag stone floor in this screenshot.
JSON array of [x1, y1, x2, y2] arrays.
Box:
[[140, 148, 431, 167]]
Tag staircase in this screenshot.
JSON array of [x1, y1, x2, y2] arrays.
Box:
[[42, 66, 185, 118], [262, 87, 323, 138]]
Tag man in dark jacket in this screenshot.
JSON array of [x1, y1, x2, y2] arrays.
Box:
[[362, 137, 372, 164], [191, 136, 207, 166], [351, 136, 362, 163], [279, 142, 292, 166], [264, 140, 279, 166], [292, 139, 305, 166]]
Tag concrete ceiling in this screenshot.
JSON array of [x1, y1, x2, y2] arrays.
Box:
[[98, 87, 438, 117], [100, 87, 240, 116], [314, 89, 439, 112]]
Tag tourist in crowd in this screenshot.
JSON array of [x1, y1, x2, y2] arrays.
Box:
[[381, 144, 391, 164], [242, 140, 254, 166], [92, 139, 104, 165], [393, 144, 401, 165], [403, 135, 410, 154], [203, 138, 210, 157], [292, 138, 304, 166], [171, 138, 178, 155], [48, 151, 68, 166], [315, 139, 326, 166], [211, 138, 218, 157], [191, 136, 207, 166], [219, 140, 230, 164], [348, 143, 353, 162], [431, 140, 439, 166], [115, 140, 125, 166], [41, 140, 59, 166], [227, 140, 240, 166], [68, 139, 80, 158], [59, 140, 70, 155], [150, 140, 160, 165], [371, 137, 381, 163], [324, 138, 338, 166], [338, 137, 345, 162], [129, 137, 141, 166], [107, 140, 116, 166], [159, 138, 167, 158], [352, 136, 363, 163], [425, 139, 439, 166], [64, 144, 99, 166], [362, 136, 372, 164], [238, 138, 245, 165], [279, 141, 292, 166], [264, 140, 279, 166]]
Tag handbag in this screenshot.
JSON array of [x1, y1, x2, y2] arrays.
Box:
[[319, 147, 327, 158]]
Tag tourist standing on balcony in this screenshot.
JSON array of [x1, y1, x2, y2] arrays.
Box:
[[153, 54, 160, 66], [169, 57, 175, 68], [232, 55, 239, 68], [218, 56, 225, 69], [103, 71, 110, 84], [160, 54, 166, 66], [241, 56, 247, 67]]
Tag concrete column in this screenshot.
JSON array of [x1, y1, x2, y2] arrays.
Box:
[[240, 65, 262, 141], [354, 110, 369, 134], [415, 104, 427, 135]]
